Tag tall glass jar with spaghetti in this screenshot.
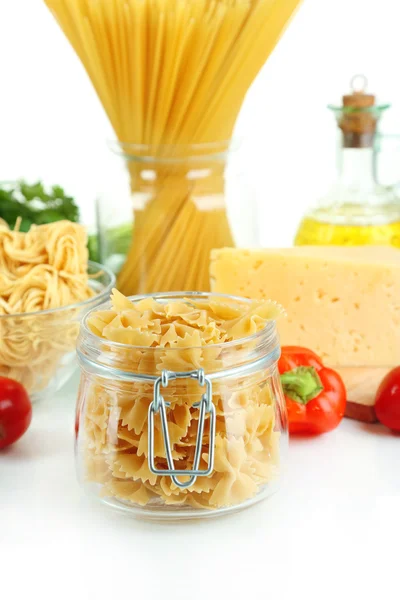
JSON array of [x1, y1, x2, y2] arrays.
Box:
[[95, 141, 258, 291], [44, 0, 303, 295], [75, 291, 288, 520]]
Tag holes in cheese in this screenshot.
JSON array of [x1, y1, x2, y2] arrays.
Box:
[[210, 246, 400, 367]]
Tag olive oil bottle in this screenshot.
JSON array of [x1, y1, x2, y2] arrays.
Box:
[[295, 77, 400, 247]]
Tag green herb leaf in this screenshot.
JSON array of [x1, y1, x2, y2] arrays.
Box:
[[0, 180, 80, 230]]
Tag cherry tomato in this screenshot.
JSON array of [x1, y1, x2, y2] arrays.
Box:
[[375, 367, 400, 433], [0, 377, 32, 449]]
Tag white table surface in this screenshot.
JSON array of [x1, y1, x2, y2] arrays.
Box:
[[1, 372, 399, 600]]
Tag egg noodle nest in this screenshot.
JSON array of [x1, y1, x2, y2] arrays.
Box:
[[0, 220, 94, 394]]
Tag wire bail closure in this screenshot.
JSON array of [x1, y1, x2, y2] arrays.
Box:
[[148, 369, 216, 489]]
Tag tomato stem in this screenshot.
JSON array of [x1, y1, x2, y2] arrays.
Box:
[[280, 366, 324, 404]]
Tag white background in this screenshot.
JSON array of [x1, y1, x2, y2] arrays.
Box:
[[2, 375, 400, 600], [1, 3, 400, 597], [1, 0, 400, 245]]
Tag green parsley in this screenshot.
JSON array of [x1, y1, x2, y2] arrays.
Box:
[[0, 180, 80, 232]]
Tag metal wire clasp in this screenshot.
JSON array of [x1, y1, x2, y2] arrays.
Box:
[[148, 369, 216, 489]]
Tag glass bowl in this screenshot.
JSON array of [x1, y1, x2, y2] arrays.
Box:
[[0, 261, 115, 403]]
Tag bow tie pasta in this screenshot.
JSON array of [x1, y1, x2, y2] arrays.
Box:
[[80, 290, 285, 511]]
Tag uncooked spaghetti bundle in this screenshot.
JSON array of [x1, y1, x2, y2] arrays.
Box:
[[0, 220, 94, 395], [44, 0, 302, 294]]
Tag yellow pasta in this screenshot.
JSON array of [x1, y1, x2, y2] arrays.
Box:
[[80, 290, 283, 510], [44, 0, 302, 295], [0, 220, 95, 396]]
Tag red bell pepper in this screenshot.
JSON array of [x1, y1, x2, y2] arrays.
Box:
[[278, 346, 346, 435]]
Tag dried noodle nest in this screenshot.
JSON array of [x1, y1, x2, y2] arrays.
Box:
[[0, 220, 94, 394]]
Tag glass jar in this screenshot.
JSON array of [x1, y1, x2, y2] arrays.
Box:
[[95, 142, 258, 296], [75, 292, 288, 520]]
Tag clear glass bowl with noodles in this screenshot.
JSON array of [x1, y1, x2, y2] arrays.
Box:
[[0, 261, 115, 402]]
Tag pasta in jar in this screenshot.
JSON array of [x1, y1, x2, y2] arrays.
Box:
[[76, 290, 288, 518]]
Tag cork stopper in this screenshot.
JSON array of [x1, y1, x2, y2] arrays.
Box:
[[339, 75, 377, 148]]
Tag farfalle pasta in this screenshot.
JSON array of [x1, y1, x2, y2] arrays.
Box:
[[76, 290, 287, 515]]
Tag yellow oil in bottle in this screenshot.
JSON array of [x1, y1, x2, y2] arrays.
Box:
[[295, 77, 400, 249], [295, 215, 400, 246]]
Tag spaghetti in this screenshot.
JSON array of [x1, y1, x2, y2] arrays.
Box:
[[44, 0, 302, 294]]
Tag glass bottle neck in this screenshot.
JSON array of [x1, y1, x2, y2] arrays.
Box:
[[337, 146, 376, 190]]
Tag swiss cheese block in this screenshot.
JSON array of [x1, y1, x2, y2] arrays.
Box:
[[210, 246, 400, 367]]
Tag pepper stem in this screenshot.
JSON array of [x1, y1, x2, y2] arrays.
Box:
[[280, 366, 324, 404]]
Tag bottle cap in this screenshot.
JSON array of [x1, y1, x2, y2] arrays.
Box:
[[339, 75, 377, 148], [343, 74, 375, 109]]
